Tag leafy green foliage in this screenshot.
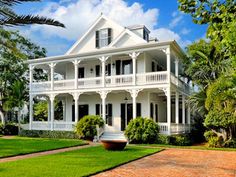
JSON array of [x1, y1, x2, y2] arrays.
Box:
[[0, 123, 18, 135], [75, 115, 104, 140], [33, 98, 63, 121], [125, 117, 159, 144], [0, 28, 46, 122], [0, 0, 65, 27], [204, 73, 236, 140]]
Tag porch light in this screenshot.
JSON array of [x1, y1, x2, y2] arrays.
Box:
[[90, 68, 93, 73], [124, 97, 128, 101], [112, 62, 115, 68]]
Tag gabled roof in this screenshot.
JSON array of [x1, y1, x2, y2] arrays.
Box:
[[66, 14, 147, 54], [108, 28, 147, 47]]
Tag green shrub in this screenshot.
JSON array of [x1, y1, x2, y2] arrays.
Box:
[[156, 134, 170, 144], [0, 123, 4, 135], [174, 135, 192, 146], [204, 130, 217, 141], [224, 139, 236, 148], [207, 136, 221, 147], [75, 115, 104, 140], [19, 130, 79, 139], [125, 117, 159, 144], [0, 123, 18, 135], [157, 134, 192, 146]]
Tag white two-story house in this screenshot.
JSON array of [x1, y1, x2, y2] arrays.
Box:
[[28, 15, 191, 135]]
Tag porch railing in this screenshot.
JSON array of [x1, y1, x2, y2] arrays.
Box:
[[137, 71, 168, 85], [106, 74, 133, 86], [31, 71, 190, 92]]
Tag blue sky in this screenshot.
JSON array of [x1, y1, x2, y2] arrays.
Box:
[[13, 0, 207, 56]]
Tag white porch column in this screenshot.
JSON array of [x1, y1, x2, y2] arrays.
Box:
[[175, 58, 179, 77], [72, 92, 80, 123], [49, 63, 56, 91], [47, 98, 51, 128], [129, 52, 140, 86], [62, 100, 66, 121], [99, 56, 109, 87], [73, 60, 80, 89], [182, 95, 186, 124], [165, 47, 171, 83], [163, 87, 171, 135], [128, 89, 141, 119], [29, 94, 33, 130], [187, 105, 190, 124], [29, 65, 34, 92], [98, 91, 110, 122], [175, 91, 179, 124], [50, 94, 55, 131]]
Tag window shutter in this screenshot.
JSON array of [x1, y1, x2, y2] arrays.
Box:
[[116, 60, 121, 75], [108, 28, 112, 44], [96, 30, 99, 48]]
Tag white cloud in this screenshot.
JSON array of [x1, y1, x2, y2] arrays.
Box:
[[21, 0, 192, 55], [29, 0, 159, 41], [169, 11, 184, 28], [181, 28, 191, 35], [151, 28, 181, 41]]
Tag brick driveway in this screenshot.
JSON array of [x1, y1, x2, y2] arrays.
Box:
[[94, 148, 236, 177]]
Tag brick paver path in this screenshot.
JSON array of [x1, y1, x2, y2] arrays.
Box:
[[0, 142, 98, 163], [94, 148, 236, 177]]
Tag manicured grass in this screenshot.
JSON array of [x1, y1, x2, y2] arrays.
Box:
[[131, 144, 236, 151], [0, 146, 161, 177], [0, 137, 86, 158]]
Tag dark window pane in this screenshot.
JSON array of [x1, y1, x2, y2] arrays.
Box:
[[96, 104, 100, 115], [137, 103, 141, 117]]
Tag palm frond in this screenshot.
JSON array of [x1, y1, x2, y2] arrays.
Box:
[[1, 15, 65, 27], [0, 0, 40, 6]]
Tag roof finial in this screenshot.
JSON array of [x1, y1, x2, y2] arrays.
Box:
[[100, 12, 103, 16]]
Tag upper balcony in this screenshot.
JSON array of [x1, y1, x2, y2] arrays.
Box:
[[29, 43, 191, 94]]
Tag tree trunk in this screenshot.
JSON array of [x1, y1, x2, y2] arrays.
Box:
[[0, 110, 5, 125], [211, 129, 227, 141]]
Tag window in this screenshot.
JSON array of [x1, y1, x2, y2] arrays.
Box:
[[96, 28, 112, 48], [143, 29, 149, 41], [150, 103, 154, 119], [152, 62, 155, 72]]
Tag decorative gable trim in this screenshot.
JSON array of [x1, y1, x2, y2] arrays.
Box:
[[108, 28, 147, 47]]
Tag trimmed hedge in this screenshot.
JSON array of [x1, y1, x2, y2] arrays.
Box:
[[19, 130, 79, 139], [157, 134, 192, 146]]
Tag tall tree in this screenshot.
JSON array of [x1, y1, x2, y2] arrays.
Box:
[[0, 28, 46, 123], [0, 0, 65, 27]]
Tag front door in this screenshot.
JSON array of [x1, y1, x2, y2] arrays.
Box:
[[79, 104, 88, 120], [120, 103, 134, 131], [78, 67, 84, 78]]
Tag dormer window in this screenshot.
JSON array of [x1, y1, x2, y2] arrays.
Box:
[[96, 28, 112, 48]]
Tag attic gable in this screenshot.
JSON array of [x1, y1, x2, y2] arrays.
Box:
[[66, 15, 147, 55]]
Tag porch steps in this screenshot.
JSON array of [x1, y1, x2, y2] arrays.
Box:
[[100, 131, 127, 142]]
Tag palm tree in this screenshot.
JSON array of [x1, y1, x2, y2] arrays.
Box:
[[0, 0, 65, 27], [3, 80, 27, 132]]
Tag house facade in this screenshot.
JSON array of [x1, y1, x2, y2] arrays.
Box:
[[27, 15, 191, 135]]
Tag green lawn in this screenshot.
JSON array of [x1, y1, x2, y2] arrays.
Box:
[[0, 146, 161, 177], [131, 144, 236, 151], [0, 137, 86, 158]]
